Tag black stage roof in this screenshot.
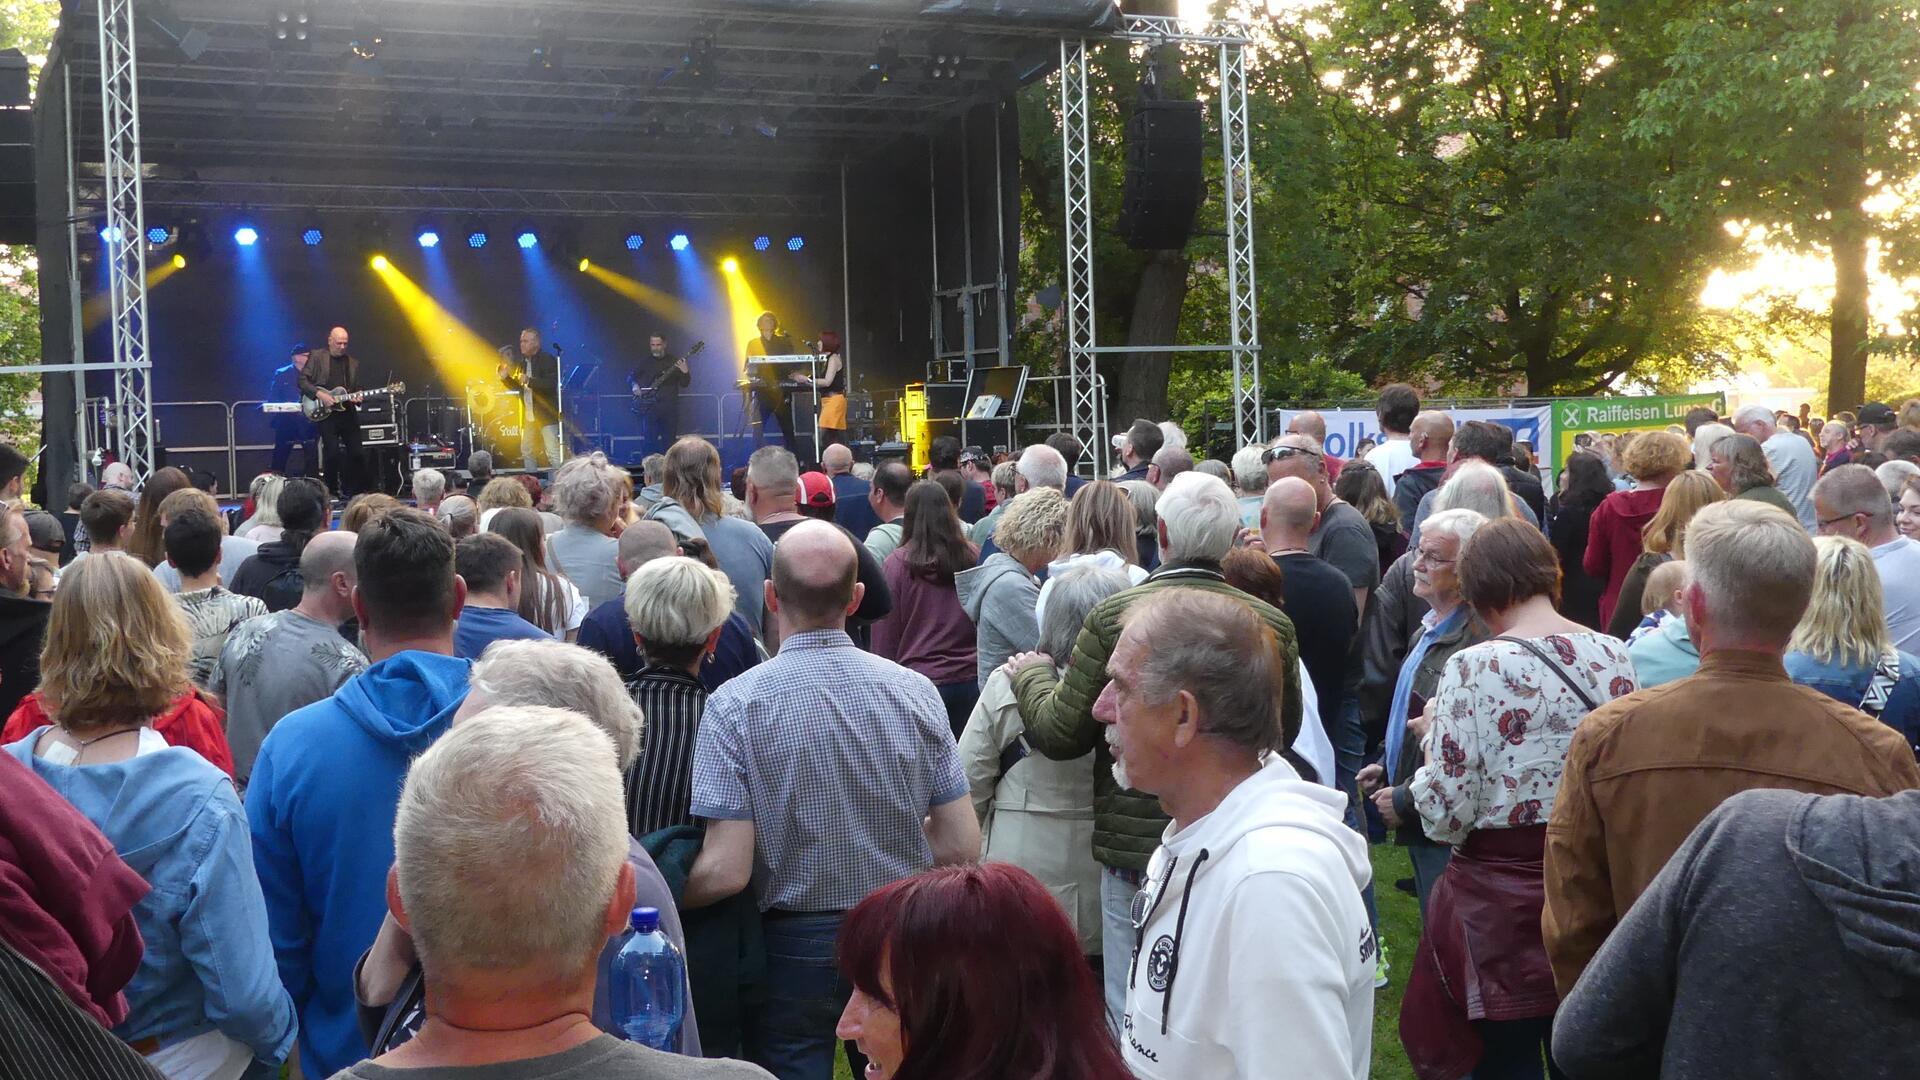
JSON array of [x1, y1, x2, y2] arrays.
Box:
[[51, 0, 1117, 220]]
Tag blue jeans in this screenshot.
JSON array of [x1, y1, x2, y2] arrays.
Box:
[[747, 913, 849, 1080], [1100, 866, 1140, 1028], [1407, 838, 1452, 921], [1330, 697, 1380, 939]]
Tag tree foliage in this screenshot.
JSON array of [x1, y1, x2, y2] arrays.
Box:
[[1632, 0, 1920, 410]]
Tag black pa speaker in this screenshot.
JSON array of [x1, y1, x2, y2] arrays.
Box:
[[0, 51, 32, 246], [1118, 97, 1204, 251]]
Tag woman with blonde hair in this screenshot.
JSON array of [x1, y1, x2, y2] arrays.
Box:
[[1034, 479, 1148, 629], [1605, 469, 1724, 640], [3, 553, 294, 1077], [1786, 537, 1920, 759], [474, 475, 533, 531], [956, 487, 1070, 686], [235, 473, 285, 541], [1583, 429, 1690, 627]]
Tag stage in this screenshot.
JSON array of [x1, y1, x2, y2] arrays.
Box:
[[32, 0, 1124, 496]]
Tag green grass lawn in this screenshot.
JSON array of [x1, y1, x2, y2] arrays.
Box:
[[834, 842, 1420, 1080]]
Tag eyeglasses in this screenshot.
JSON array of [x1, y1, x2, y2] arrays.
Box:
[[1412, 549, 1456, 568], [1262, 445, 1323, 465], [1817, 511, 1864, 529]]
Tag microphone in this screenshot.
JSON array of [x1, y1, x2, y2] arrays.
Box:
[[552, 342, 566, 356]]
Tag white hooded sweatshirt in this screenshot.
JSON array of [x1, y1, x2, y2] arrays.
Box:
[[1121, 755, 1375, 1079]]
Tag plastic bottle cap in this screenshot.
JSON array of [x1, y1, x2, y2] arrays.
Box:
[[629, 906, 660, 933]]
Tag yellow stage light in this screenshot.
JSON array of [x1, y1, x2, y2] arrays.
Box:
[[579, 262, 696, 325], [721, 262, 766, 369], [171, 254, 186, 269], [371, 254, 390, 271], [578, 257, 590, 272], [721, 256, 739, 274]]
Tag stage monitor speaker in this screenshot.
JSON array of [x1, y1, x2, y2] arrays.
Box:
[[1119, 97, 1204, 252], [0, 51, 32, 246]]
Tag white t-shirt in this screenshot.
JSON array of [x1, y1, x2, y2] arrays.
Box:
[[1364, 437, 1418, 487]]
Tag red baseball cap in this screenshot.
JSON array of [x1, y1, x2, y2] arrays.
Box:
[[798, 471, 836, 509]]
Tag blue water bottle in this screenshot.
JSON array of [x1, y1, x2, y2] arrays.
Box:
[[609, 907, 685, 1051]]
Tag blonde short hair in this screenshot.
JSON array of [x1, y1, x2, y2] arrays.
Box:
[[1789, 537, 1892, 668], [993, 486, 1069, 562], [1622, 431, 1691, 482], [476, 476, 533, 512], [623, 555, 735, 649], [38, 552, 189, 731], [1641, 560, 1690, 616], [395, 706, 628, 975]]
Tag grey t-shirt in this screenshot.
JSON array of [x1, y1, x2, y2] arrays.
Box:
[[210, 608, 367, 784], [329, 1036, 771, 1080], [1309, 499, 1383, 593]]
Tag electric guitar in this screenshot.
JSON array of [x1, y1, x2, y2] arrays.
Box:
[[302, 380, 406, 422], [630, 341, 703, 416]]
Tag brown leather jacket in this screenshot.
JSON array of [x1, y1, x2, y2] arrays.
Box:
[[297, 350, 356, 399], [1542, 648, 1920, 995]]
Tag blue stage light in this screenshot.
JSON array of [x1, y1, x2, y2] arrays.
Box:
[[753, 235, 771, 252], [467, 230, 489, 249], [302, 228, 324, 246], [517, 231, 539, 250], [98, 225, 123, 243], [146, 226, 169, 245], [669, 233, 690, 252], [418, 230, 441, 249], [625, 233, 644, 251], [233, 226, 260, 247], [786, 235, 805, 252]]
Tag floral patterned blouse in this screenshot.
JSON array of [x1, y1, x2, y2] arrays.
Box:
[[1408, 632, 1637, 845]]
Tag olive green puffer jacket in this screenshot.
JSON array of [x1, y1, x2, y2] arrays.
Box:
[[1011, 561, 1303, 871]]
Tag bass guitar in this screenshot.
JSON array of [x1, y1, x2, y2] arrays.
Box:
[[302, 380, 406, 423], [630, 341, 703, 417]]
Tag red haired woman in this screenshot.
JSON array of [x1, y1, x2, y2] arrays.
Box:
[[836, 862, 1130, 1080], [792, 329, 848, 448]]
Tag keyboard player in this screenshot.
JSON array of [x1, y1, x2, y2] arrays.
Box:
[[266, 342, 316, 475], [746, 311, 798, 448]]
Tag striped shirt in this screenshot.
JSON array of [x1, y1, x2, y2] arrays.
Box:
[[0, 940, 165, 1080], [689, 628, 968, 912], [625, 665, 709, 838]]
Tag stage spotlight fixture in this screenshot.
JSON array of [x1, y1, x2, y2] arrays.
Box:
[[417, 230, 440, 249], [531, 33, 564, 72], [98, 225, 123, 243], [722, 256, 739, 273], [302, 227, 324, 246], [146, 226, 170, 245], [171, 254, 187, 269], [146, 3, 212, 63], [269, 6, 312, 49], [624, 233, 645, 251], [786, 235, 805, 252], [516, 230, 539, 250], [467, 230, 489, 249], [233, 226, 260, 247], [753, 235, 771, 252], [578, 258, 590, 272], [350, 19, 384, 61], [754, 114, 779, 138], [926, 38, 964, 80], [684, 35, 715, 80], [371, 254, 390, 271], [865, 33, 898, 87], [669, 233, 691, 252]]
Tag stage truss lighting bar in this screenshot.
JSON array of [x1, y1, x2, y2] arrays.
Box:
[[669, 233, 691, 252], [753, 235, 771, 251], [786, 236, 805, 252], [233, 226, 260, 247], [625, 233, 645, 251]]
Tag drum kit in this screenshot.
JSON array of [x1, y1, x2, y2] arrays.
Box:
[[463, 378, 524, 460]]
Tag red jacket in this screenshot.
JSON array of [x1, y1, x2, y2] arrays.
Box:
[[1582, 486, 1665, 629], [3, 690, 235, 778]]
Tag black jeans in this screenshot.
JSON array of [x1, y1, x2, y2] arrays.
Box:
[[937, 680, 981, 741], [317, 407, 360, 498], [1477, 1017, 1568, 1080], [270, 418, 313, 476]]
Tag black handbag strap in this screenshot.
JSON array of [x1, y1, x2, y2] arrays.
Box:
[[1494, 635, 1601, 712]]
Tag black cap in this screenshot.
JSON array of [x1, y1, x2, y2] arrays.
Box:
[[959, 445, 989, 465], [1859, 402, 1897, 427], [290, 342, 309, 355]]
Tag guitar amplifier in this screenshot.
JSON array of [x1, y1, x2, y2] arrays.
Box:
[[359, 396, 400, 448]]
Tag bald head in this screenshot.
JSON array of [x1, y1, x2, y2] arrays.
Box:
[[1410, 411, 1455, 462], [1286, 411, 1328, 443], [1150, 446, 1194, 491], [1260, 477, 1320, 548], [770, 519, 862, 630], [617, 519, 679, 577], [822, 444, 854, 475]]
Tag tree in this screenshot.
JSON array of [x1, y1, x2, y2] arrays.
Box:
[[1633, 0, 1920, 411]]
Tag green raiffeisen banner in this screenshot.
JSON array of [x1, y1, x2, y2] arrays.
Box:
[[1548, 392, 1726, 478]]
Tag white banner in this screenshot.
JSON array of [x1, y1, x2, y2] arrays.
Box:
[[1276, 406, 1553, 461]]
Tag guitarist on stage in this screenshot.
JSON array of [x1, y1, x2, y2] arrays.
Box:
[[298, 326, 361, 498], [632, 333, 690, 452], [498, 327, 563, 470]]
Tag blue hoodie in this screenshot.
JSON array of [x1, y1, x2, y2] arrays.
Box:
[[245, 650, 471, 1078]]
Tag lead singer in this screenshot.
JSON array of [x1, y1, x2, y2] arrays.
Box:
[[497, 328, 563, 469]]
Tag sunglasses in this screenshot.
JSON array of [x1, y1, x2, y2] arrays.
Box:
[[1262, 445, 1323, 465]]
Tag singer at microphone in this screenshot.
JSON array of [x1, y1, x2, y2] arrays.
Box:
[[498, 326, 564, 469]]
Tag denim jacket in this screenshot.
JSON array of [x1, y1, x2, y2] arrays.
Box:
[[1784, 650, 1920, 760], [3, 733, 297, 1067]]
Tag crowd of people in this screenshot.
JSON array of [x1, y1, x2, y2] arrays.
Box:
[[2, 392, 1919, 1080]]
